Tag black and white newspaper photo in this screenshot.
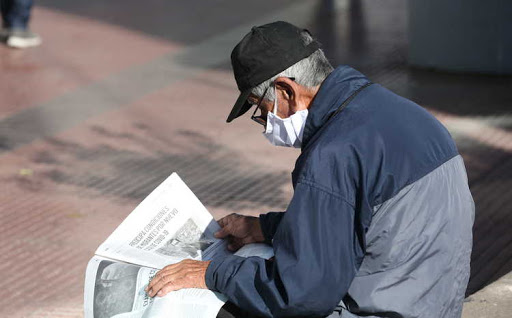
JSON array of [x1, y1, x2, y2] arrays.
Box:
[[85, 257, 154, 318]]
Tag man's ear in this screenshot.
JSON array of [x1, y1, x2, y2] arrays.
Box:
[[274, 77, 296, 102]]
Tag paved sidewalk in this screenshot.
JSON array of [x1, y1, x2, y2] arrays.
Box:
[[0, 1, 511, 317], [462, 271, 512, 318]]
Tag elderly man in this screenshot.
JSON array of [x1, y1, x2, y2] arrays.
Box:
[[146, 21, 475, 318]]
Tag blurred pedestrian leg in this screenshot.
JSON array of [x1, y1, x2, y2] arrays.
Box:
[[1, 0, 41, 48]]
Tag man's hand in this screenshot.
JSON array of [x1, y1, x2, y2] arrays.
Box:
[[215, 213, 265, 251], [145, 259, 210, 297]]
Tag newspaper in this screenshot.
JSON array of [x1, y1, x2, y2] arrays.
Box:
[[84, 173, 274, 318]]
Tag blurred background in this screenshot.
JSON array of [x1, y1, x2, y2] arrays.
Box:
[[0, 0, 510, 317]]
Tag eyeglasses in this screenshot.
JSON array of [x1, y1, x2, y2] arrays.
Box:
[[250, 85, 270, 127], [249, 77, 295, 127]]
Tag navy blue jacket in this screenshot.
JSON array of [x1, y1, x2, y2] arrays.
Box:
[[206, 66, 474, 318]]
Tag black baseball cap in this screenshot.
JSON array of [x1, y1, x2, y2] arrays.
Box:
[[226, 21, 320, 123]]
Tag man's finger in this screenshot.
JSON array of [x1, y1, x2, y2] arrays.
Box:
[[217, 213, 235, 227], [147, 271, 173, 295], [152, 277, 176, 297], [147, 265, 184, 294], [147, 274, 169, 297], [219, 213, 241, 227], [214, 227, 231, 238], [157, 279, 182, 297], [147, 268, 168, 290], [146, 273, 161, 291], [217, 217, 227, 228]]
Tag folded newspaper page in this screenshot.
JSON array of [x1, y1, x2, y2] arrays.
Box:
[[84, 173, 273, 318]]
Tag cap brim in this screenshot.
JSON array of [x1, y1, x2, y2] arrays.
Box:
[[226, 88, 253, 123]]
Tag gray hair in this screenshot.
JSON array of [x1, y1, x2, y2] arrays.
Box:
[[252, 31, 333, 101]]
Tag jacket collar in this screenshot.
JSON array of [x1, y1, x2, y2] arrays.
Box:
[[302, 65, 370, 149]]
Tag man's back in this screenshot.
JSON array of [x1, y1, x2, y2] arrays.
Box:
[[294, 69, 475, 317]]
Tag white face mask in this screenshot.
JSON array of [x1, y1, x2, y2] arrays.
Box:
[[263, 85, 309, 148]]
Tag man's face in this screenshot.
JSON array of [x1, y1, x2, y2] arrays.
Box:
[[247, 87, 295, 124], [246, 77, 317, 127]]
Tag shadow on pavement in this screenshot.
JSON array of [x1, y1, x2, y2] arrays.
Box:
[[33, 127, 290, 212]]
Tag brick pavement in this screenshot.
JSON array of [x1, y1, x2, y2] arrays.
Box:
[[0, 1, 511, 317]]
